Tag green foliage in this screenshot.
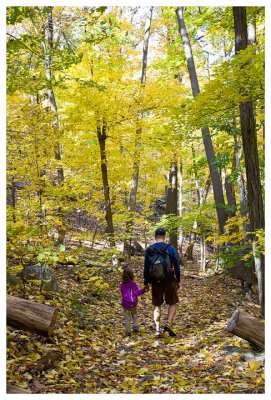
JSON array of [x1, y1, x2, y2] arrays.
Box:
[[207, 214, 265, 274], [215, 241, 253, 275]]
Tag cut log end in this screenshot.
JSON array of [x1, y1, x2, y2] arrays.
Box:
[[226, 308, 264, 349], [226, 308, 240, 331]]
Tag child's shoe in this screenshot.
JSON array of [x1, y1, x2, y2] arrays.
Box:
[[155, 330, 162, 338], [133, 326, 139, 332]]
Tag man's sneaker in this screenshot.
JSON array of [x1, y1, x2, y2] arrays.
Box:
[[155, 330, 162, 338], [164, 322, 177, 337]]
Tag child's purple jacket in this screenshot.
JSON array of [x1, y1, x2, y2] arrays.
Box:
[[120, 280, 145, 308]]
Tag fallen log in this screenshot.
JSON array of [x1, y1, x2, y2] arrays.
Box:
[[226, 308, 264, 348], [7, 384, 32, 393], [7, 295, 58, 337]]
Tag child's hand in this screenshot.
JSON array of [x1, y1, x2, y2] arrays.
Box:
[[144, 284, 149, 292]]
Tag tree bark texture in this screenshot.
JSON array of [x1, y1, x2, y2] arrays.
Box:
[[30, 7, 65, 243], [226, 308, 264, 348], [124, 6, 153, 258], [97, 121, 115, 246], [7, 384, 32, 394], [232, 111, 248, 225], [140, 6, 153, 86], [225, 175, 237, 219], [178, 162, 183, 257], [176, 7, 227, 233], [46, 7, 64, 185], [7, 295, 58, 337], [225, 176, 253, 289], [166, 159, 178, 250], [233, 6, 265, 316]]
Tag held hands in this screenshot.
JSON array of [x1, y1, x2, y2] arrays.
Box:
[[144, 284, 150, 292], [176, 282, 181, 291]]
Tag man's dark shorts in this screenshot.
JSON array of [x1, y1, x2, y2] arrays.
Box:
[[152, 280, 179, 306]]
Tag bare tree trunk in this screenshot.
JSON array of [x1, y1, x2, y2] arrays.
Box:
[[46, 7, 64, 185], [176, 7, 227, 233], [97, 120, 115, 247], [200, 235, 206, 272], [124, 6, 153, 258], [233, 112, 248, 223], [166, 157, 178, 251], [178, 162, 184, 258], [31, 7, 65, 243], [11, 177, 16, 222], [233, 7, 265, 316]]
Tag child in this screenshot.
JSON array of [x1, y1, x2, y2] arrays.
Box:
[[120, 266, 146, 336]]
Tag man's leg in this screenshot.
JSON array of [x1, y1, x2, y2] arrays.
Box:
[[167, 304, 176, 324], [153, 306, 161, 332], [164, 305, 177, 336], [164, 281, 178, 336]]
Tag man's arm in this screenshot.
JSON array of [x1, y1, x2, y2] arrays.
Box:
[[169, 245, 180, 283], [143, 251, 150, 285]]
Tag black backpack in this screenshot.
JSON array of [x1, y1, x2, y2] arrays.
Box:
[[146, 244, 171, 283]]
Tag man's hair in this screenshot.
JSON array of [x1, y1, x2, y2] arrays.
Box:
[[122, 266, 134, 283]]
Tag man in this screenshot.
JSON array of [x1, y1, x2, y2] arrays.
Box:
[[144, 227, 181, 338]]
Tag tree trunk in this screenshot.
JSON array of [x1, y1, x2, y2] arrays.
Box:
[[124, 6, 153, 258], [176, 7, 227, 233], [185, 240, 195, 260], [178, 162, 184, 258], [9, 177, 16, 222], [7, 295, 58, 337], [232, 111, 248, 226], [200, 235, 206, 271], [47, 7, 65, 244], [233, 7, 265, 316], [226, 308, 264, 348], [225, 175, 237, 219], [31, 7, 65, 243], [97, 121, 115, 247], [166, 158, 178, 250]]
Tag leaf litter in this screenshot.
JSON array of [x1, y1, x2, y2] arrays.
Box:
[[6, 255, 265, 394]]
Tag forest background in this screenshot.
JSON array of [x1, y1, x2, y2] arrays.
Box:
[[3, 1, 271, 395]]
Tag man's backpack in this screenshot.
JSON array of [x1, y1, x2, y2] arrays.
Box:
[[146, 244, 172, 283]]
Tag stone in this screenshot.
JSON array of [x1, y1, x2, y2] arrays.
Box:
[[17, 265, 58, 292], [131, 241, 144, 256]]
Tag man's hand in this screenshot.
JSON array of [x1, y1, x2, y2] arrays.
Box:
[[176, 282, 181, 291], [144, 284, 150, 292]]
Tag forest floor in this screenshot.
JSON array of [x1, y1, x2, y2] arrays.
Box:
[[6, 245, 265, 394]]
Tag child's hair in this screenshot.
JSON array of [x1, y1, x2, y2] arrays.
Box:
[[122, 266, 134, 283]]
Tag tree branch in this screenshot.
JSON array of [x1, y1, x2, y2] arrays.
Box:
[[6, 33, 39, 55]]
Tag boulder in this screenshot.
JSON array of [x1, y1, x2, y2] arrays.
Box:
[[17, 265, 58, 292], [131, 241, 144, 256]]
